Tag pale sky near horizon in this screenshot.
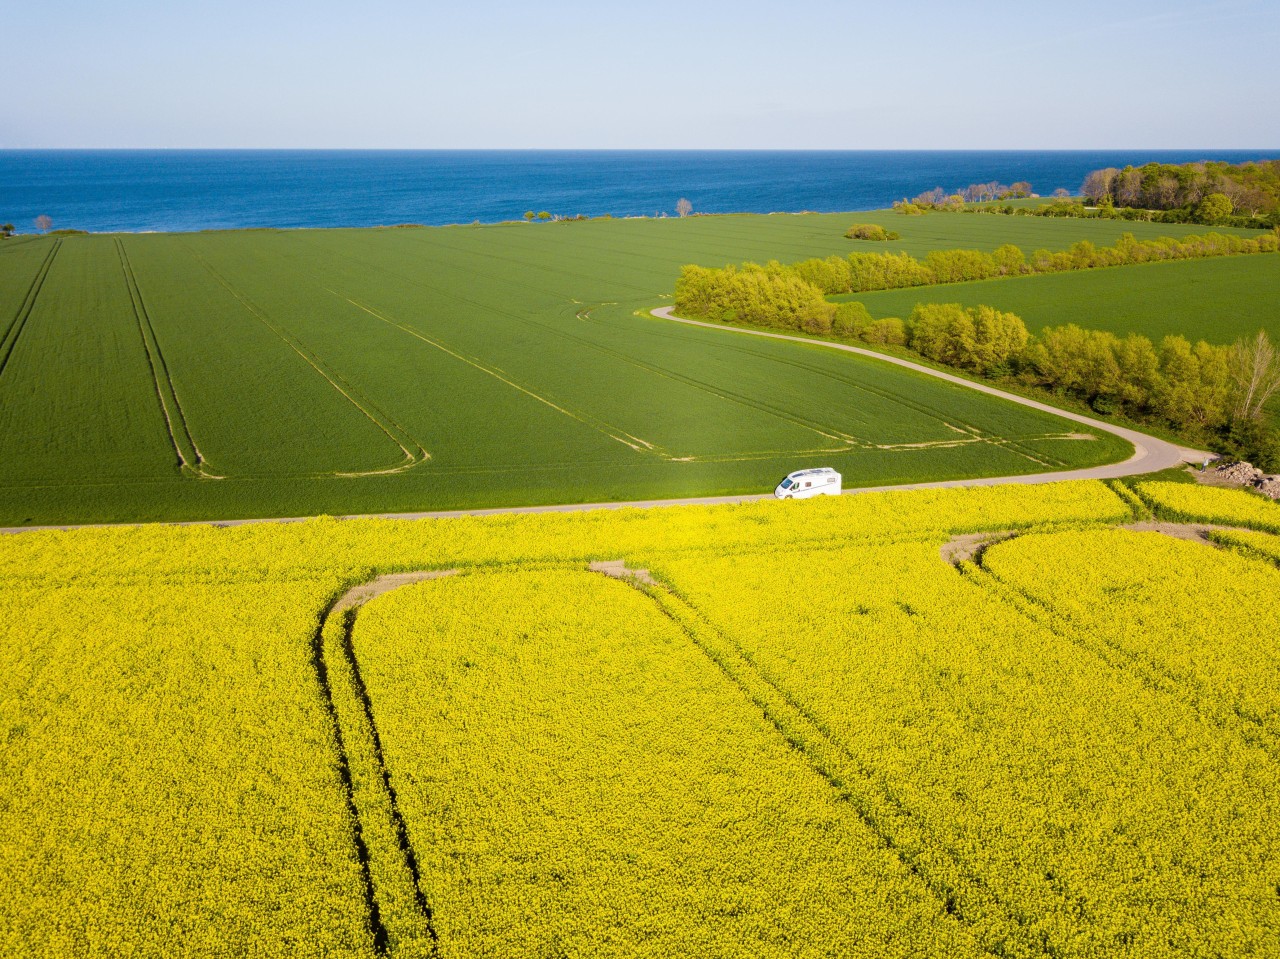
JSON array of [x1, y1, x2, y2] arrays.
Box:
[[3, 0, 1277, 149]]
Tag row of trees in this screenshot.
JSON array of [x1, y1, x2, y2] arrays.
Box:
[[788, 230, 1278, 296], [901, 182, 1037, 210], [1020, 325, 1280, 466], [968, 197, 1280, 230], [1081, 160, 1280, 216], [673, 263, 1280, 466], [677, 230, 1279, 327]]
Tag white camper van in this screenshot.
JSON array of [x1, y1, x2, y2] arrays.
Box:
[[774, 467, 842, 499]]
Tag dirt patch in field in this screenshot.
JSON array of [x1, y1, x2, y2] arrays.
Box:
[[1120, 521, 1228, 544], [940, 531, 1019, 565], [332, 569, 458, 613], [942, 520, 1231, 565], [589, 559, 656, 586]]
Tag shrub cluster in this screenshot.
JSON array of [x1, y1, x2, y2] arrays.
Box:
[[907, 303, 1029, 374], [844, 223, 900, 241]]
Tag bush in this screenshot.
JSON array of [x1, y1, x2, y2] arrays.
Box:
[[862, 317, 906, 346], [832, 302, 872, 337], [907, 304, 1028, 374], [844, 224, 900, 241]]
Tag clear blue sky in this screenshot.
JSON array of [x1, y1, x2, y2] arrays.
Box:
[[4, 0, 1277, 148]]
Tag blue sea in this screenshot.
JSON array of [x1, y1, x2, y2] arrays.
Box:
[[0, 150, 1275, 234]]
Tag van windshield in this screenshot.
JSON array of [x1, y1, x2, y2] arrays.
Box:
[[780, 479, 793, 489]]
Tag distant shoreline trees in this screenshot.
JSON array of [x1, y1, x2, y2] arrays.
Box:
[[1080, 159, 1280, 216]]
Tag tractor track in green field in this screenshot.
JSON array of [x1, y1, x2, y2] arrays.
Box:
[[627, 314, 1068, 468], [308, 246, 877, 459], [179, 242, 432, 477], [331, 291, 667, 457], [115, 239, 218, 478], [0, 239, 60, 382], [652, 306, 1196, 481]]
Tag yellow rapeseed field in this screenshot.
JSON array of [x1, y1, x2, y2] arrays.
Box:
[[2, 478, 1278, 957]]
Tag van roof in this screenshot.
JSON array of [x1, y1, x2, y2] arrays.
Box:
[[786, 467, 839, 478]]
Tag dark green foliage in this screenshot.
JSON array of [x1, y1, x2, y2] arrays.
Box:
[[1217, 418, 1280, 473]]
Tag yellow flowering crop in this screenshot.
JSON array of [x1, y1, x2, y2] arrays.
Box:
[[1138, 481, 1280, 532], [982, 527, 1280, 751], [651, 536, 1280, 957], [0, 576, 376, 957], [2, 479, 1276, 957], [350, 568, 981, 958]]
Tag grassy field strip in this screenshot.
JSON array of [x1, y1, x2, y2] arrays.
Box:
[[114, 239, 211, 476], [977, 528, 1280, 759], [0, 239, 60, 379], [389, 228, 666, 300], [179, 242, 430, 476], [846, 253, 1280, 346], [649, 309, 1100, 469], [331, 290, 669, 457], [616, 309, 1095, 462], [0, 235, 43, 253], [644, 326, 1077, 468]]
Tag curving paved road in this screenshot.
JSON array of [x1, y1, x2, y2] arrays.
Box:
[[0, 308, 1204, 534]]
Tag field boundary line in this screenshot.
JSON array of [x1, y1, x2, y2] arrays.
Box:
[[114, 239, 218, 477], [0, 239, 61, 381], [180, 243, 430, 476], [652, 306, 1203, 481]]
